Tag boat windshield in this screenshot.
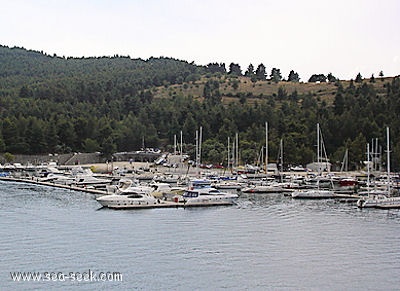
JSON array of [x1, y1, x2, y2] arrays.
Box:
[[207, 190, 221, 194], [183, 191, 199, 198], [126, 193, 143, 199]]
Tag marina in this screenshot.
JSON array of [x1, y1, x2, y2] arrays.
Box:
[[2, 124, 399, 211], [0, 157, 399, 210]]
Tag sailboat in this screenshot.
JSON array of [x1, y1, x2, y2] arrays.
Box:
[[357, 127, 400, 208], [291, 123, 336, 199]]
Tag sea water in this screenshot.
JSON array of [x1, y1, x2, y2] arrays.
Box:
[[1, 180, 400, 290]]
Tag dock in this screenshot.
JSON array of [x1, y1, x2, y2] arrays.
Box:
[[0, 176, 109, 196], [0, 176, 236, 209]]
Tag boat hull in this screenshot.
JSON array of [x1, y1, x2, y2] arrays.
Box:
[[96, 195, 159, 209], [291, 189, 336, 199], [357, 196, 400, 209], [183, 197, 237, 207]]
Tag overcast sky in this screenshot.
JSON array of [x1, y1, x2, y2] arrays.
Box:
[[2, 0, 399, 80]]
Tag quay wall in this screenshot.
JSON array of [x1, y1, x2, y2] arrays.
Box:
[[1, 152, 162, 166]]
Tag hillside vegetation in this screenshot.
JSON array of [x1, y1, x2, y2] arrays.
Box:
[[0, 45, 399, 170]]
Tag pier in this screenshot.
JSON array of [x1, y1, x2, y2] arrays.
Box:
[[0, 176, 237, 209]]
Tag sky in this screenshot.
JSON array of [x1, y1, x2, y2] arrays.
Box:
[[1, 0, 399, 80]]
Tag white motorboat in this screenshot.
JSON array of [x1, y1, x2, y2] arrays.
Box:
[[71, 167, 112, 188], [153, 174, 181, 184], [96, 183, 159, 209], [38, 173, 75, 185], [212, 180, 245, 190], [357, 194, 400, 209], [242, 182, 295, 193], [74, 175, 112, 188], [181, 187, 238, 206], [291, 189, 336, 199], [97, 178, 158, 208]]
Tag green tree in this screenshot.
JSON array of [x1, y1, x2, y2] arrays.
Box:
[[57, 119, 77, 153], [101, 136, 116, 160], [182, 112, 197, 142], [349, 133, 366, 170], [270, 68, 282, 83], [2, 117, 21, 153], [370, 74, 375, 83], [308, 74, 326, 83], [0, 131, 5, 153], [333, 92, 345, 115], [327, 73, 337, 82], [19, 85, 32, 98], [26, 118, 46, 154], [3, 152, 15, 163], [244, 64, 255, 77], [45, 120, 60, 153], [231, 79, 239, 90], [203, 80, 221, 105], [355, 73, 363, 83], [201, 139, 225, 163], [255, 63, 267, 80], [83, 138, 100, 152], [287, 70, 300, 82], [228, 63, 242, 76]]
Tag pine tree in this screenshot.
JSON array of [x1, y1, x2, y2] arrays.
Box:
[[255, 64, 267, 80], [228, 63, 242, 76], [244, 64, 255, 77], [355, 73, 363, 83], [270, 68, 282, 83], [287, 70, 300, 82]]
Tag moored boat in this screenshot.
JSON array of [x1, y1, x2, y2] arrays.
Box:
[[181, 187, 238, 206], [357, 194, 400, 209], [357, 128, 399, 209], [292, 124, 335, 199], [96, 190, 159, 209], [291, 189, 336, 199]]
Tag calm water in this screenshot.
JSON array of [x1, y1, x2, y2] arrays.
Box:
[[1, 180, 400, 290]]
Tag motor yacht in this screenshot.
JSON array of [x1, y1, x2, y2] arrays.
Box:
[[357, 194, 400, 209], [96, 182, 159, 209], [181, 187, 238, 206]]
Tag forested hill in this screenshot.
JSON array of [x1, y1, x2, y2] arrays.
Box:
[[0, 45, 399, 170], [0, 45, 204, 93]]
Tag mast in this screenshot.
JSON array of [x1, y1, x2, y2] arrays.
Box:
[[317, 123, 320, 175], [367, 143, 370, 196], [340, 149, 348, 172], [386, 127, 391, 195], [180, 130, 183, 171], [371, 138, 374, 171], [199, 126, 203, 168], [235, 132, 239, 168], [231, 139, 235, 169], [195, 129, 199, 175], [265, 122, 268, 175], [174, 134, 177, 155], [227, 137, 230, 170], [280, 138, 283, 173], [375, 138, 379, 171]]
